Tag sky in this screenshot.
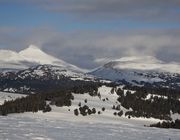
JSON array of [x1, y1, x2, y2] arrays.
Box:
[[0, 0, 180, 69]]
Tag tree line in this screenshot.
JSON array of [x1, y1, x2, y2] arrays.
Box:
[[0, 81, 101, 116]]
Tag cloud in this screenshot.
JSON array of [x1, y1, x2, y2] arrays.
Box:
[[0, 1, 179, 69], [0, 27, 180, 69], [1, 0, 180, 22], [30, 0, 180, 22]]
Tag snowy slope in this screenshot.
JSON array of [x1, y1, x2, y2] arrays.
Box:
[[0, 45, 84, 72], [19, 45, 84, 72], [0, 50, 28, 70], [50, 86, 162, 123], [0, 92, 26, 105], [90, 56, 180, 85], [0, 114, 180, 140], [16, 65, 94, 81], [0, 88, 173, 123], [0, 90, 180, 140]]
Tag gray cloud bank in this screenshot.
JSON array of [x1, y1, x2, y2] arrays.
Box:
[[1, 0, 180, 22], [0, 0, 180, 69], [0, 27, 180, 69]]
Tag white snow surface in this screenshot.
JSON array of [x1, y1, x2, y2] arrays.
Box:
[[145, 94, 168, 100], [0, 114, 179, 140], [0, 88, 180, 140], [0, 45, 85, 72]]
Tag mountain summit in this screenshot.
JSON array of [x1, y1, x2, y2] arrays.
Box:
[[19, 45, 61, 65], [103, 56, 180, 73], [0, 45, 83, 72], [90, 56, 180, 86]]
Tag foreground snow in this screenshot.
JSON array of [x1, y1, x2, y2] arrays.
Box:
[[0, 90, 180, 140], [0, 113, 180, 140]]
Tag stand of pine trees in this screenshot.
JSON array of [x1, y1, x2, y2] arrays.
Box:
[[0, 81, 101, 116], [150, 119, 180, 129], [116, 87, 180, 120]]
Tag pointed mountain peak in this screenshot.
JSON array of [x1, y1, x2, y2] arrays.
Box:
[[19, 44, 50, 59], [19, 45, 60, 64], [18, 44, 85, 72], [0, 44, 85, 72], [28, 44, 40, 49], [21, 44, 43, 53]]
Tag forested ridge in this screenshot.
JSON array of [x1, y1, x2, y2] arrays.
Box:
[[0, 80, 180, 129]]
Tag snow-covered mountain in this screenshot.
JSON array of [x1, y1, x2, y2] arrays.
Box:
[[104, 56, 180, 73], [0, 45, 96, 93], [90, 56, 180, 88], [0, 64, 95, 93], [0, 45, 84, 72], [15, 64, 93, 81]]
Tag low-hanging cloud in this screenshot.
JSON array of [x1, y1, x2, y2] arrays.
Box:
[[0, 27, 180, 69]]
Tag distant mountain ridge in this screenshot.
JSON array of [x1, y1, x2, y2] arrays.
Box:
[[0, 46, 180, 91], [99, 56, 180, 73], [90, 56, 180, 89], [0, 64, 95, 93]]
